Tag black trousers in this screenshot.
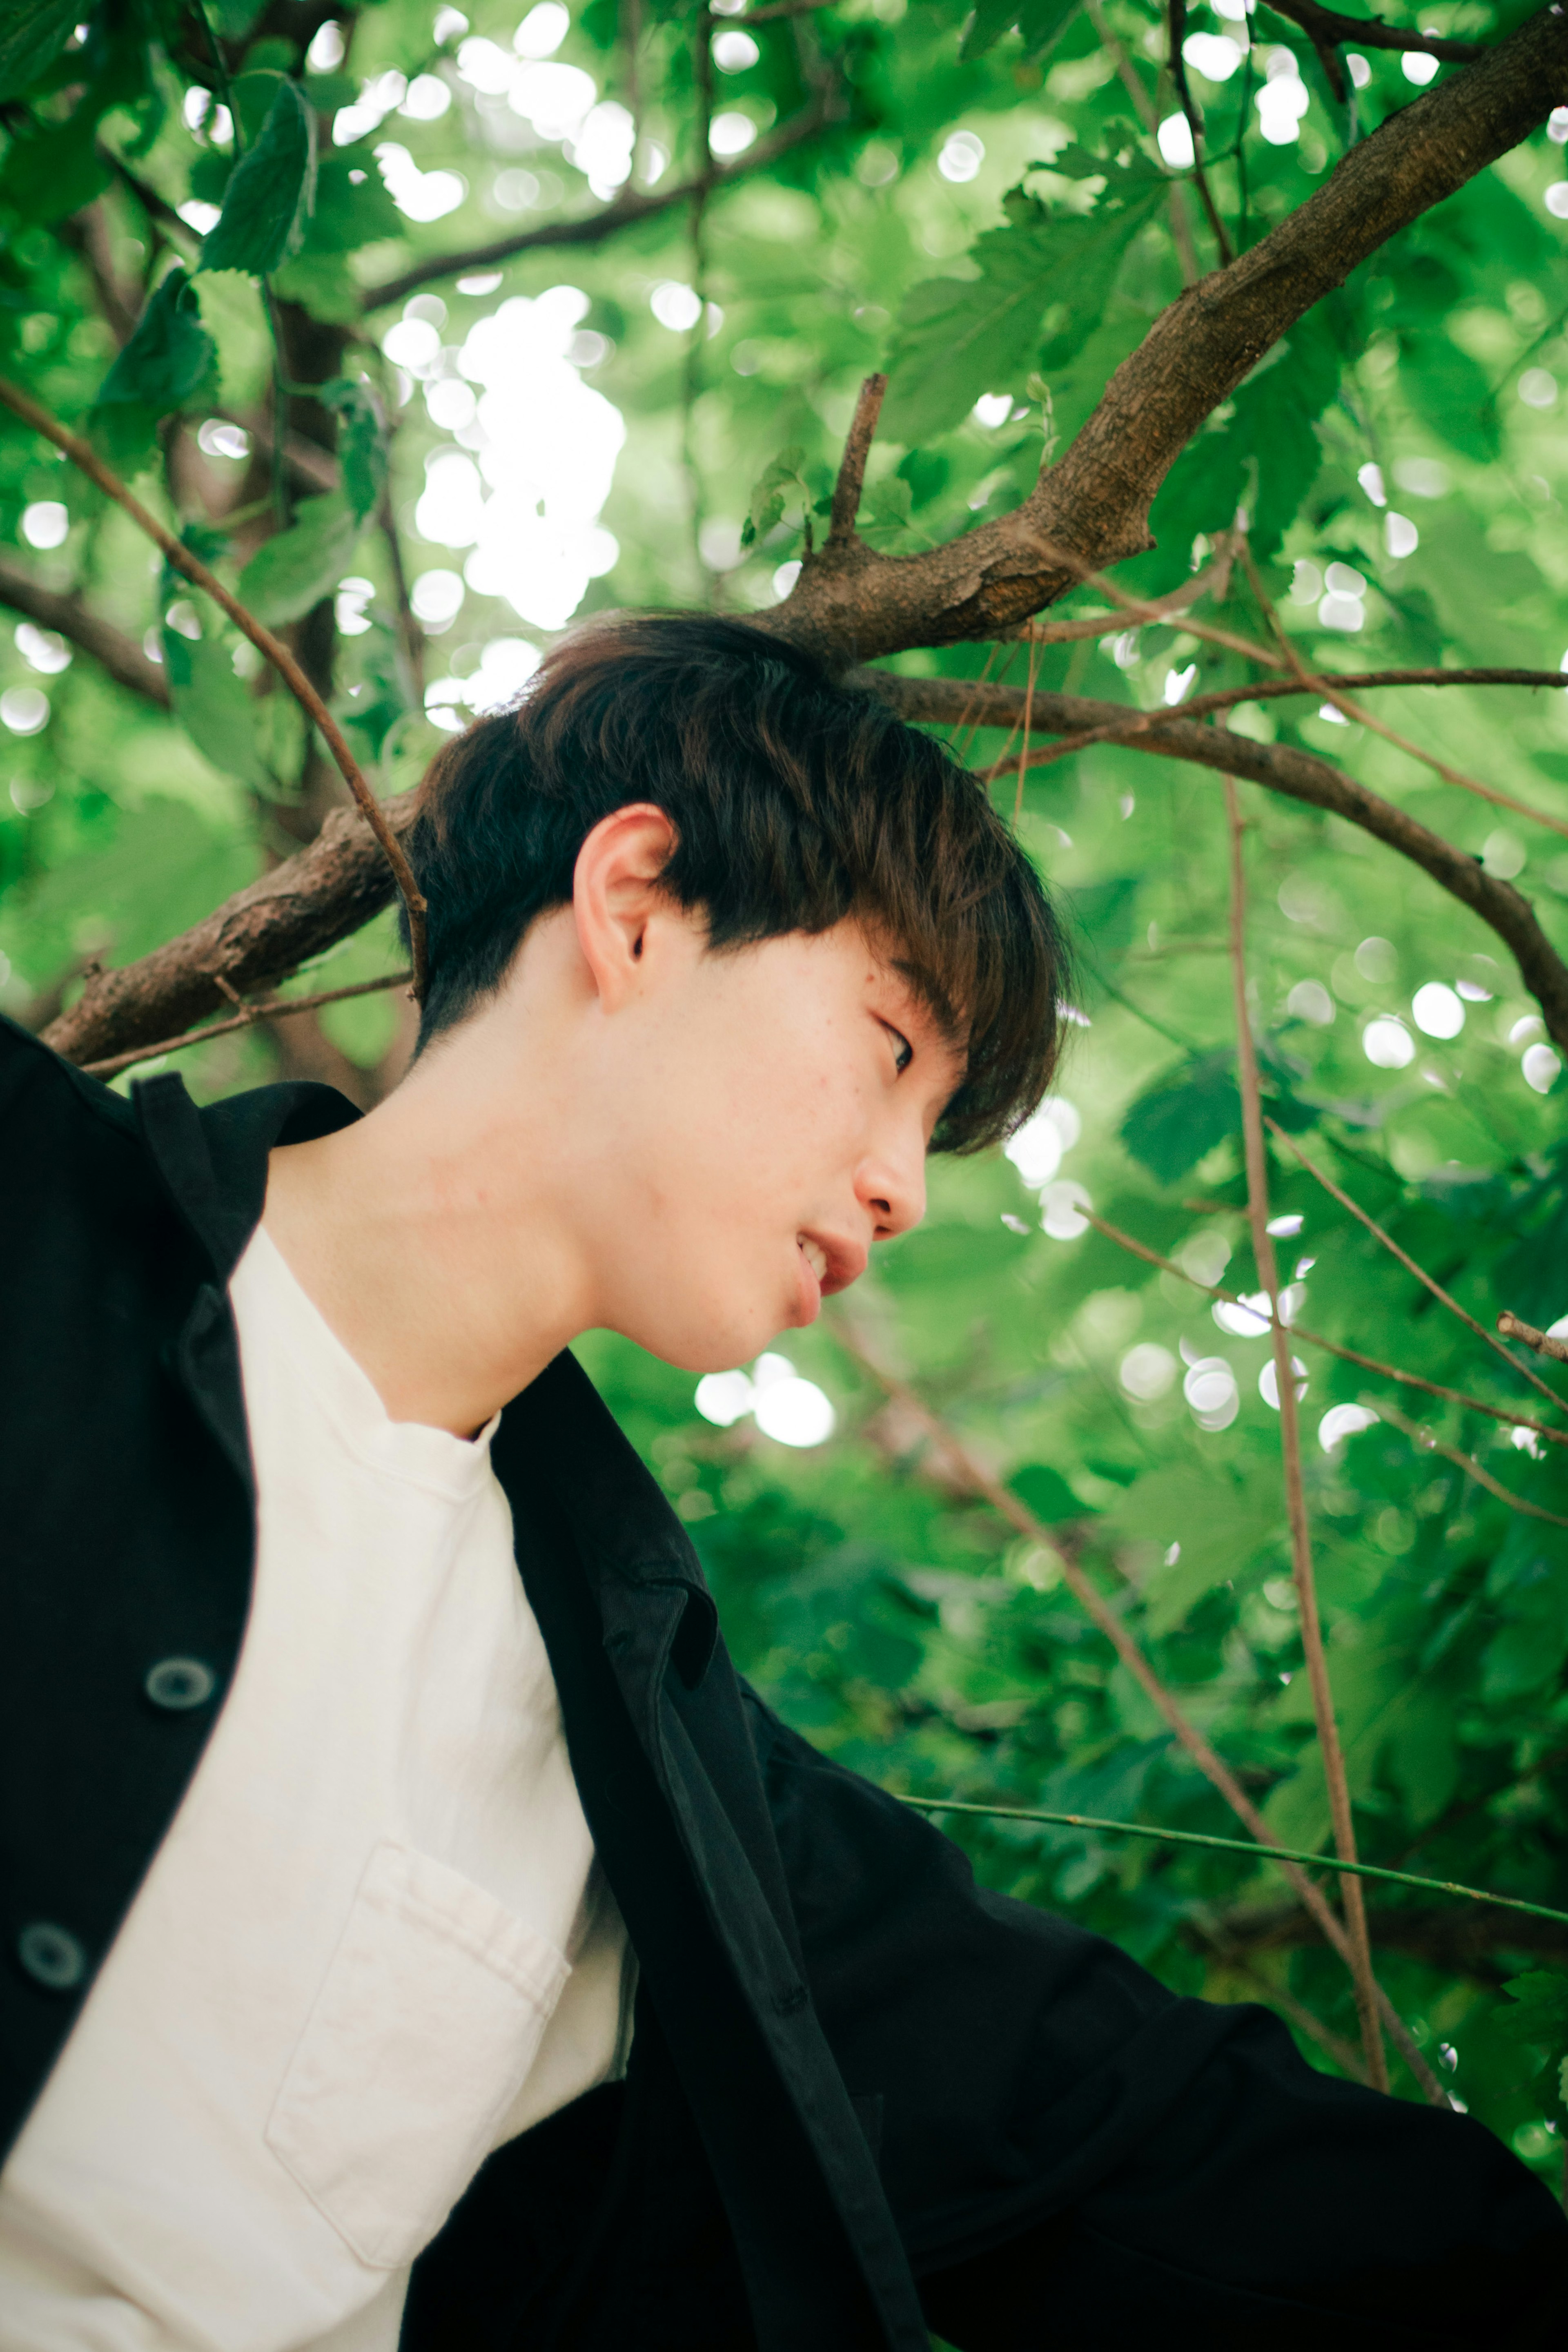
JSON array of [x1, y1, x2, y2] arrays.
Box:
[[403, 1985, 1568, 2352]]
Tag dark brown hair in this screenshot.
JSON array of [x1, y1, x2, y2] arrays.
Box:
[[404, 611, 1070, 1153]]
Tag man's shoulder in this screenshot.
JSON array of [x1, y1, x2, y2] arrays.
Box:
[[0, 1007, 139, 1141]]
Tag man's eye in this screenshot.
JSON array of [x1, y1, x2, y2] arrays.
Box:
[[886, 1024, 913, 1075]]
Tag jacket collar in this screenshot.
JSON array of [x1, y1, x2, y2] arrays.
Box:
[[133, 1069, 361, 1282]]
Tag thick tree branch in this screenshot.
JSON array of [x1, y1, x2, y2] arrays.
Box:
[[1256, 0, 1485, 66], [856, 670, 1568, 1059], [359, 90, 841, 311], [761, 8, 1568, 662], [40, 791, 416, 1067], [0, 556, 169, 708]]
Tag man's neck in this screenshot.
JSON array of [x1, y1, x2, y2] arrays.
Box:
[[260, 1040, 591, 1440]]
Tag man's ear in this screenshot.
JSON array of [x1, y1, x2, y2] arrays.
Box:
[[571, 804, 679, 1008]]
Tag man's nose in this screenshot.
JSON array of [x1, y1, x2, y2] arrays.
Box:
[[859, 1135, 927, 1242]]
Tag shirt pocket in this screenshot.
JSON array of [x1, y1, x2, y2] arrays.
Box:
[[265, 1838, 570, 2270]]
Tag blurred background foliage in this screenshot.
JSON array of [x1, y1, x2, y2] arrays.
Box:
[[3, 0, 1568, 2191]]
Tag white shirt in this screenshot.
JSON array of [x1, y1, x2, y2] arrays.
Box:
[[0, 1226, 630, 2352]]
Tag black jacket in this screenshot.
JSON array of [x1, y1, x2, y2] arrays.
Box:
[[2, 1012, 1564, 2351]]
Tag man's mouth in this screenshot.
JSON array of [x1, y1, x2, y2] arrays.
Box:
[[799, 1237, 828, 1284]]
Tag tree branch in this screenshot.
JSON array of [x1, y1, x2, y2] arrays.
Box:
[[1500, 1311, 1568, 1367], [855, 669, 1568, 1060], [80, 967, 413, 1081], [359, 89, 841, 311], [40, 789, 416, 1067], [1256, 0, 1485, 65], [1084, 1206, 1568, 1454], [761, 8, 1568, 662], [1374, 1397, 1568, 1529], [1226, 773, 1388, 2090], [827, 374, 887, 547], [0, 555, 169, 708], [0, 374, 429, 1000], [1269, 1122, 1568, 1418], [836, 1316, 1445, 2100]]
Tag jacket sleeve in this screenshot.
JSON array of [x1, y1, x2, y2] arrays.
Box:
[[743, 1688, 1568, 2348]]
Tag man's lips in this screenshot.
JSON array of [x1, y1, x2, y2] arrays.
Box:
[[798, 1233, 867, 1298]]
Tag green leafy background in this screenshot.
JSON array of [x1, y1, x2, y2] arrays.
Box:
[[2, 0, 1567, 2197]]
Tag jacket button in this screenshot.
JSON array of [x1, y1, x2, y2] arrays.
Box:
[[145, 1657, 217, 1711], [18, 1923, 87, 1992]]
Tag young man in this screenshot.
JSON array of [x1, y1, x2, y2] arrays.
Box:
[[0, 614, 1561, 2351]]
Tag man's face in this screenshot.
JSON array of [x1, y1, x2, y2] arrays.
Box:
[[578, 911, 963, 1374]]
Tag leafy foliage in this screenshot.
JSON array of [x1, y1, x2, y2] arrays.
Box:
[[198, 78, 317, 280], [2, 0, 1568, 2196]]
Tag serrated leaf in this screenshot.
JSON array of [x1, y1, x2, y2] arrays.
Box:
[[236, 492, 360, 626], [0, 0, 80, 101], [319, 377, 388, 523], [1120, 1049, 1241, 1185], [745, 446, 809, 540], [1499, 1973, 1568, 2048], [297, 151, 404, 255], [163, 631, 274, 791], [882, 181, 1164, 443], [199, 78, 317, 278], [91, 268, 218, 463], [961, 0, 1081, 60]]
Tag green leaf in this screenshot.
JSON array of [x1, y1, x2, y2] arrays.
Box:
[[882, 175, 1164, 443], [1399, 333, 1500, 465], [91, 268, 218, 464], [1109, 1464, 1272, 1635], [235, 492, 360, 626], [0, 102, 111, 223], [1009, 1461, 1093, 1524], [318, 378, 388, 524], [296, 151, 404, 255], [960, 0, 1079, 62], [1120, 1050, 1240, 1185], [1499, 1973, 1568, 2049], [199, 78, 317, 278], [0, 0, 81, 101], [163, 631, 274, 792], [742, 446, 810, 545]]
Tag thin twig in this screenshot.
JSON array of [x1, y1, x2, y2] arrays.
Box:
[[1082, 1208, 1568, 1453], [361, 87, 838, 309], [1499, 1311, 1568, 1367], [1013, 633, 1040, 827], [827, 373, 887, 547], [0, 375, 429, 1001], [1169, 0, 1234, 265], [1267, 1122, 1568, 1418], [1225, 773, 1387, 2091], [1239, 545, 1568, 846], [1022, 542, 1285, 669], [833, 1319, 1444, 2103], [983, 665, 1568, 785], [897, 1799, 1568, 1932], [1373, 1399, 1568, 1529], [80, 970, 414, 1079], [1084, 0, 1200, 284]]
